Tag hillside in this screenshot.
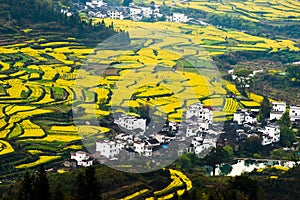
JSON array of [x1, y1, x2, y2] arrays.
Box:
[[0, 0, 116, 42], [132, 0, 300, 40]]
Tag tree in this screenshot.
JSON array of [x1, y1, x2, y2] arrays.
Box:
[[243, 136, 262, 155], [34, 165, 50, 200], [223, 145, 234, 159], [177, 154, 192, 171], [219, 164, 233, 175], [75, 167, 102, 200], [204, 146, 229, 176], [259, 96, 272, 126], [18, 172, 34, 200], [280, 126, 296, 147], [278, 111, 291, 127], [229, 175, 265, 200], [234, 69, 253, 96], [123, 0, 132, 6]]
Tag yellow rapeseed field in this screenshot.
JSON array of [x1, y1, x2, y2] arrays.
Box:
[[15, 155, 61, 169]]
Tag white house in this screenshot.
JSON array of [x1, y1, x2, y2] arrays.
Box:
[[129, 6, 142, 16], [192, 136, 204, 147], [233, 109, 257, 125], [261, 125, 280, 146], [186, 121, 208, 137], [141, 7, 153, 18], [94, 12, 107, 18], [233, 110, 245, 125], [115, 114, 147, 133], [193, 137, 216, 155], [172, 13, 188, 23], [272, 102, 286, 112], [71, 151, 93, 167], [169, 122, 179, 131], [115, 133, 133, 143], [245, 114, 257, 124], [270, 102, 286, 120], [96, 140, 119, 158], [133, 141, 145, 155], [107, 10, 125, 20], [86, 0, 106, 8], [173, 13, 186, 22], [166, 15, 173, 22], [186, 125, 200, 137], [289, 106, 300, 122], [185, 102, 213, 124]]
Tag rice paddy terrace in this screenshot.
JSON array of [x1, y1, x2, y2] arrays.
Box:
[[0, 19, 299, 176], [134, 0, 300, 22]]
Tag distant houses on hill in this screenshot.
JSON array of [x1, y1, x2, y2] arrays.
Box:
[[64, 1, 191, 23], [70, 151, 94, 167], [233, 101, 299, 146]]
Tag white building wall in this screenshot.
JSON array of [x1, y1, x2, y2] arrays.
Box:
[[96, 140, 119, 158], [272, 102, 286, 112], [233, 112, 245, 125], [290, 106, 300, 122], [270, 112, 284, 120], [130, 7, 142, 15], [71, 151, 89, 162], [186, 103, 213, 123], [245, 115, 257, 124], [172, 13, 188, 23], [261, 126, 280, 145]]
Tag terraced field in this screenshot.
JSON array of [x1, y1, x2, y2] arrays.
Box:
[[0, 18, 298, 174], [134, 0, 300, 22], [119, 168, 192, 200]]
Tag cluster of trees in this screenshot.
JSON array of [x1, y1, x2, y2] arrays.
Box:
[[0, 0, 116, 41], [205, 13, 300, 39], [214, 51, 300, 71], [189, 175, 265, 200], [1, 165, 102, 200], [176, 145, 234, 176], [213, 50, 300, 104]]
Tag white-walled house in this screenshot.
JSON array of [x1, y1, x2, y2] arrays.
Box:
[[107, 10, 125, 20], [133, 141, 145, 155], [233, 109, 257, 125], [71, 151, 93, 167], [141, 7, 153, 18], [169, 122, 179, 131], [245, 114, 257, 124], [233, 110, 245, 125], [172, 13, 188, 23], [270, 102, 286, 120], [96, 140, 119, 158], [186, 103, 213, 123], [115, 133, 133, 143], [261, 125, 280, 146], [272, 102, 286, 112], [186, 121, 208, 137], [129, 6, 142, 16], [186, 125, 200, 137], [115, 114, 147, 133], [289, 106, 300, 122], [86, 0, 106, 8]]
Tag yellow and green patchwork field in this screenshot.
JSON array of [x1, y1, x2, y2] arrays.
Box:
[[134, 0, 300, 22], [119, 168, 192, 200], [0, 18, 298, 170]]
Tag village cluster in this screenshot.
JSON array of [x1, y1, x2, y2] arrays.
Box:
[[233, 102, 300, 146], [70, 102, 216, 167], [69, 101, 300, 167], [62, 0, 191, 23]]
